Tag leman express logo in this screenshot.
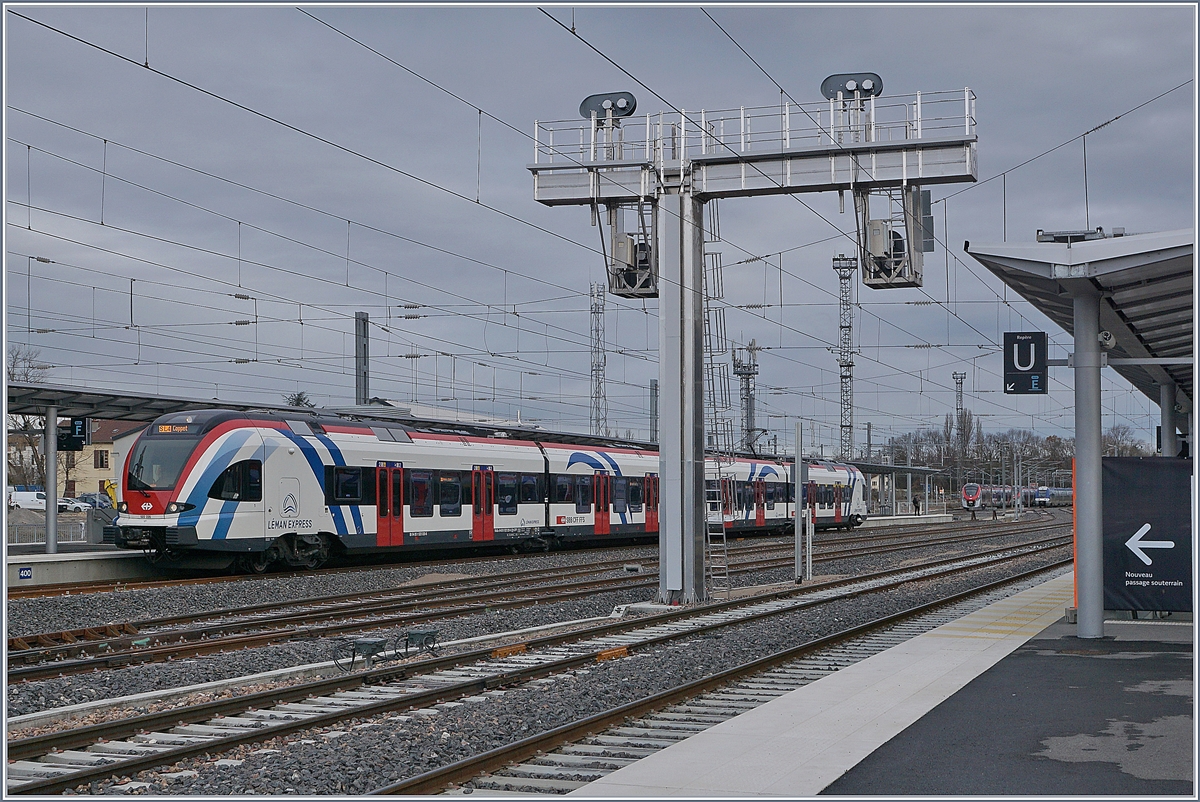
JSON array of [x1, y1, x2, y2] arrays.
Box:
[[282, 493, 299, 517]]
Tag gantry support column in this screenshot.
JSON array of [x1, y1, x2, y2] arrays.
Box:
[[657, 190, 707, 604], [1161, 382, 1178, 457], [1070, 282, 1103, 638]]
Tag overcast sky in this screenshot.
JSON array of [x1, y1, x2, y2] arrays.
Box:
[[4, 3, 1195, 454]]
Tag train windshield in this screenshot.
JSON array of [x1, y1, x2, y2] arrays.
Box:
[[127, 438, 199, 491], [963, 484, 980, 495]]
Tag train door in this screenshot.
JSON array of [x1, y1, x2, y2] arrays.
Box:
[[594, 472, 611, 535], [807, 481, 818, 524], [644, 474, 659, 533], [472, 467, 495, 541], [375, 463, 404, 547], [754, 480, 766, 527], [833, 485, 843, 524], [721, 477, 734, 529]]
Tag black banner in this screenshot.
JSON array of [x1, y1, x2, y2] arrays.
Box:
[[1102, 457, 1192, 612]]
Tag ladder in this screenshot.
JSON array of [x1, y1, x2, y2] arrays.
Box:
[[706, 521, 731, 599]]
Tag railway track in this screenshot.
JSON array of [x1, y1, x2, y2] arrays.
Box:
[[6, 535, 1071, 794], [375, 559, 1072, 795], [8, 520, 1068, 681], [4, 510, 1057, 600]]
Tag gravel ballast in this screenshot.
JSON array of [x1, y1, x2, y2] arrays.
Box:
[[68, 549, 1071, 795]]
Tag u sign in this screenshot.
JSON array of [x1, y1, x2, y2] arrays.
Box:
[[1003, 331, 1048, 395]]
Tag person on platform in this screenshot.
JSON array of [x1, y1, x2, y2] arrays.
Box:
[[912, 495, 921, 516]]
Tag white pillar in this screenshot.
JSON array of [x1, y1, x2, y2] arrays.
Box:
[[657, 191, 706, 604], [1161, 382, 1177, 457], [1071, 283, 1104, 638], [45, 404, 59, 555]]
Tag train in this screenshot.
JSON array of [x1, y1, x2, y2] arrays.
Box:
[[1034, 485, 1073, 507], [961, 483, 1072, 510], [108, 408, 869, 571]]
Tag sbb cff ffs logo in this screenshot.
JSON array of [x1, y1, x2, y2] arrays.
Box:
[[1004, 331, 1048, 395]]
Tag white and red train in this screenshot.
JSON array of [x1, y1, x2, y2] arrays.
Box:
[[110, 409, 867, 571]]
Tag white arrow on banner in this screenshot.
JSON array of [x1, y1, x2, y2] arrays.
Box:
[[1125, 523, 1175, 566]]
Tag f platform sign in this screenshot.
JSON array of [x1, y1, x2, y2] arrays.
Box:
[[1003, 331, 1047, 394], [1102, 457, 1192, 612]]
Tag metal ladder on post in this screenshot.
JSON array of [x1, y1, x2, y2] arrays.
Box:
[[706, 519, 731, 600]]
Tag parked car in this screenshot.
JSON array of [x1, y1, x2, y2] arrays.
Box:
[[77, 492, 114, 510], [60, 499, 90, 513]]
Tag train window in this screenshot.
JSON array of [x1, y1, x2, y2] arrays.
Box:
[[378, 471, 389, 517], [628, 478, 642, 512], [519, 474, 542, 504], [326, 466, 363, 504], [497, 473, 518, 515], [613, 477, 628, 514], [554, 475, 573, 504], [407, 471, 434, 517], [765, 484, 776, 510], [208, 459, 263, 502], [574, 475, 592, 514], [392, 471, 403, 517], [439, 472, 462, 517]]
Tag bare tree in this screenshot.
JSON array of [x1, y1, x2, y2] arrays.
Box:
[[6, 344, 49, 487], [1103, 424, 1150, 457]]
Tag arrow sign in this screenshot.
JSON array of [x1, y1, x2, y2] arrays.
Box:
[[1125, 523, 1174, 566], [1006, 382, 1015, 392]]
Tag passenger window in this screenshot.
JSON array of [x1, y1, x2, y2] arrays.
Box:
[[613, 477, 628, 514], [519, 474, 542, 504], [439, 472, 462, 517], [554, 475, 573, 504], [209, 460, 263, 502], [497, 473, 518, 515], [574, 475, 592, 514], [628, 478, 643, 512], [409, 471, 433, 517]]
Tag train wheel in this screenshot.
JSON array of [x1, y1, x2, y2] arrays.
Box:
[[241, 548, 277, 574]]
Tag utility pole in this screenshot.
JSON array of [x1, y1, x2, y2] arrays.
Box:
[[590, 283, 608, 436], [355, 312, 369, 405], [833, 255, 858, 459], [732, 340, 761, 453], [649, 379, 659, 443]]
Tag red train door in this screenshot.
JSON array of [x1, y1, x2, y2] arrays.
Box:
[[755, 479, 766, 527], [722, 478, 734, 529], [375, 463, 404, 547], [833, 485, 843, 524], [644, 474, 659, 533], [594, 472, 611, 535], [472, 467, 495, 541]]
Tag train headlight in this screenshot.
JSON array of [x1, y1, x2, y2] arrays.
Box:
[[117, 501, 128, 513], [165, 502, 195, 514]]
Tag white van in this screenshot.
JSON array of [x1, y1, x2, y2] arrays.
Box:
[[8, 491, 74, 512]]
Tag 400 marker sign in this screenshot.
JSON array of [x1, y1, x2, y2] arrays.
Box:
[[1003, 331, 1047, 394]]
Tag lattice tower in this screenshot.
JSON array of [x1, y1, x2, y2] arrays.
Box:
[[590, 283, 607, 436], [732, 340, 762, 453], [832, 255, 858, 459]]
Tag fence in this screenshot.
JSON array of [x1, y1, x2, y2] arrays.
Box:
[[7, 521, 89, 544]]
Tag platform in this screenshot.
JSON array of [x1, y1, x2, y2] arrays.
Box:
[[574, 572, 1193, 796], [858, 513, 952, 528], [6, 550, 163, 586]]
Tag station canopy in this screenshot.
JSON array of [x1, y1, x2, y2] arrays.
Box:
[[967, 228, 1193, 412]]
